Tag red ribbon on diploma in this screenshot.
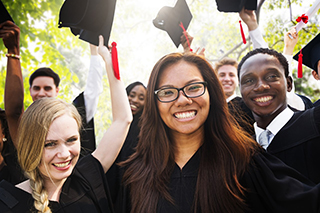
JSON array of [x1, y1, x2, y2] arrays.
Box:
[[111, 42, 120, 80], [296, 14, 309, 24]]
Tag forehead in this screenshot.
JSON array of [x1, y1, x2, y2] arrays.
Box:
[[31, 76, 56, 87], [46, 114, 79, 140], [217, 64, 237, 75], [130, 85, 145, 94], [239, 53, 284, 79], [158, 61, 204, 86]]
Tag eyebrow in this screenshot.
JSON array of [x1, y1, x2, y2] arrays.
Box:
[[158, 79, 201, 89]]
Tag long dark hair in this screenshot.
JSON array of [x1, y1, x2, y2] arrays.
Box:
[[122, 53, 260, 213]]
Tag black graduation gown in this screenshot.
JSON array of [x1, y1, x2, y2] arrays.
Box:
[[266, 105, 320, 184], [0, 138, 25, 185], [106, 110, 142, 204], [314, 99, 320, 107], [111, 147, 320, 213], [73, 92, 96, 156], [0, 155, 114, 213], [228, 97, 255, 135]]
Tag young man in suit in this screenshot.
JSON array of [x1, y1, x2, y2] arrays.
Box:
[[238, 48, 320, 184]]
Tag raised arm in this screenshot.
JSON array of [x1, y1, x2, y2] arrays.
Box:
[[0, 21, 24, 147], [83, 44, 103, 123], [92, 36, 132, 172], [180, 32, 205, 56], [239, 8, 268, 49], [282, 27, 308, 110]]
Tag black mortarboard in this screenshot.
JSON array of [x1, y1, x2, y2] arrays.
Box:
[[0, 1, 14, 24], [153, 0, 193, 48], [215, 0, 257, 12], [293, 33, 320, 74], [58, 0, 116, 46]]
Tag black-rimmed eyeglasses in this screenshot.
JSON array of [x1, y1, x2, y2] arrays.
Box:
[[154, 82, 207, 103]]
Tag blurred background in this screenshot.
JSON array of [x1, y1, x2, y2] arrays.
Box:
[[1, 0, 319, 142]]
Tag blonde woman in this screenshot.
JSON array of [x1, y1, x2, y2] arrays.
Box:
[[0, 35, 132, 212]]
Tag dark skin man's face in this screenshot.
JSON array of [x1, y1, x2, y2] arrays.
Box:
[[239, 53, 292, 129]]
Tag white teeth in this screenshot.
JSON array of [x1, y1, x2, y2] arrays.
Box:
[[53, 161, 70, 168], [175, 111, 196, 119], [255, 96, 272, 103], [130, 104, 137, 109]]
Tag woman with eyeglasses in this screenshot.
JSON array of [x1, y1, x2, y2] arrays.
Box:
[[111, 52, 320, 213]]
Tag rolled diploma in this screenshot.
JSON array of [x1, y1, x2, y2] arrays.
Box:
[[296, 0, 320, 32]]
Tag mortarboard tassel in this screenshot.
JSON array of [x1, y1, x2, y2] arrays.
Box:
[[239, 20, 246, 44], [111, 42, 120, 80], [179, 22, 193, 52], [298, 49, 303, 78]]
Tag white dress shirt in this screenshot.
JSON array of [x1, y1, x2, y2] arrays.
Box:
[[83, 55, 103, 123], [254, 107, 294, 149]]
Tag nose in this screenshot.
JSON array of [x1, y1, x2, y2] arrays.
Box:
[[38, 88, 46, 97], [174, 90, 192, 106], [223, 75, 231, 81], [254, 79, 270, 92], [57, 144, 70, 159]]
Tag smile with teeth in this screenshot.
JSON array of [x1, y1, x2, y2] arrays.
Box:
[[53, 160, 71, 168], [130, 104, 137, 109], [174, 111, 196, 119], [254, 96, 273, 103]]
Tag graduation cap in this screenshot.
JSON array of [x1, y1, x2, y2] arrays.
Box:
[[58, 0, 116, 46], [293, 33, 320, 76], [0, 1, 14, 24], [215, 0, 257, 12], [153, 0, 193, 48]]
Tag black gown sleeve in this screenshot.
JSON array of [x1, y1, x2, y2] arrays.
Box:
[[73, 92, 96, 156], [241, 151, 320, 213]]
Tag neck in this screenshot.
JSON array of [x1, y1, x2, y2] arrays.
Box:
[[0, 155, 5, 170], [172, 129, 204, 169], [43, 178, 66, 201], [254, 105, 287, 129]]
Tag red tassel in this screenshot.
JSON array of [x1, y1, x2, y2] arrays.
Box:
[[111, 42, 120, 80], [298, 49, 303, 78], [179, 22, 193, 52], [239, 20, 246, 44]]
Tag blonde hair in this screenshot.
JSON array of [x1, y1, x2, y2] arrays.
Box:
[[17, 98, 81, 212], [214, 57, 238, 74]]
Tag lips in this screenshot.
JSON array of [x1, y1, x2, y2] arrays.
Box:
[[174, 110, 196, 119], [53, 160, 71, 168]]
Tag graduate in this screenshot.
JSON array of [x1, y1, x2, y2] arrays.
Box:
[[0, 35, 132, 212], [238, 47, 320, 184]]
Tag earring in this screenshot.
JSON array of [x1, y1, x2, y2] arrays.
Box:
[[2, 138, 7, 142]]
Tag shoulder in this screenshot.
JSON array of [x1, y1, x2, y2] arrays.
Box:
[[0, 180, 33, 211]]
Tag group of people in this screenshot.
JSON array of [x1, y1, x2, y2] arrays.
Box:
[[0, 6, 320, 213]]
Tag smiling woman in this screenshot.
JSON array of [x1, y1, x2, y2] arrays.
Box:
[[0, 35, 132, 213]]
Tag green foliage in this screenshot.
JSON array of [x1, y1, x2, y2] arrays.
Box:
[[1, 0, 319, 142]]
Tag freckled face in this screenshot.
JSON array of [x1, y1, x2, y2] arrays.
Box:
[[239, 53, 289, 123], [30, 77, 59, 101], [156, 61, 210, 137], [38, 114, 80, 184]]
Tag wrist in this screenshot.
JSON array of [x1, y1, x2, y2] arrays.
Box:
[[6, 53, 21, 59]]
